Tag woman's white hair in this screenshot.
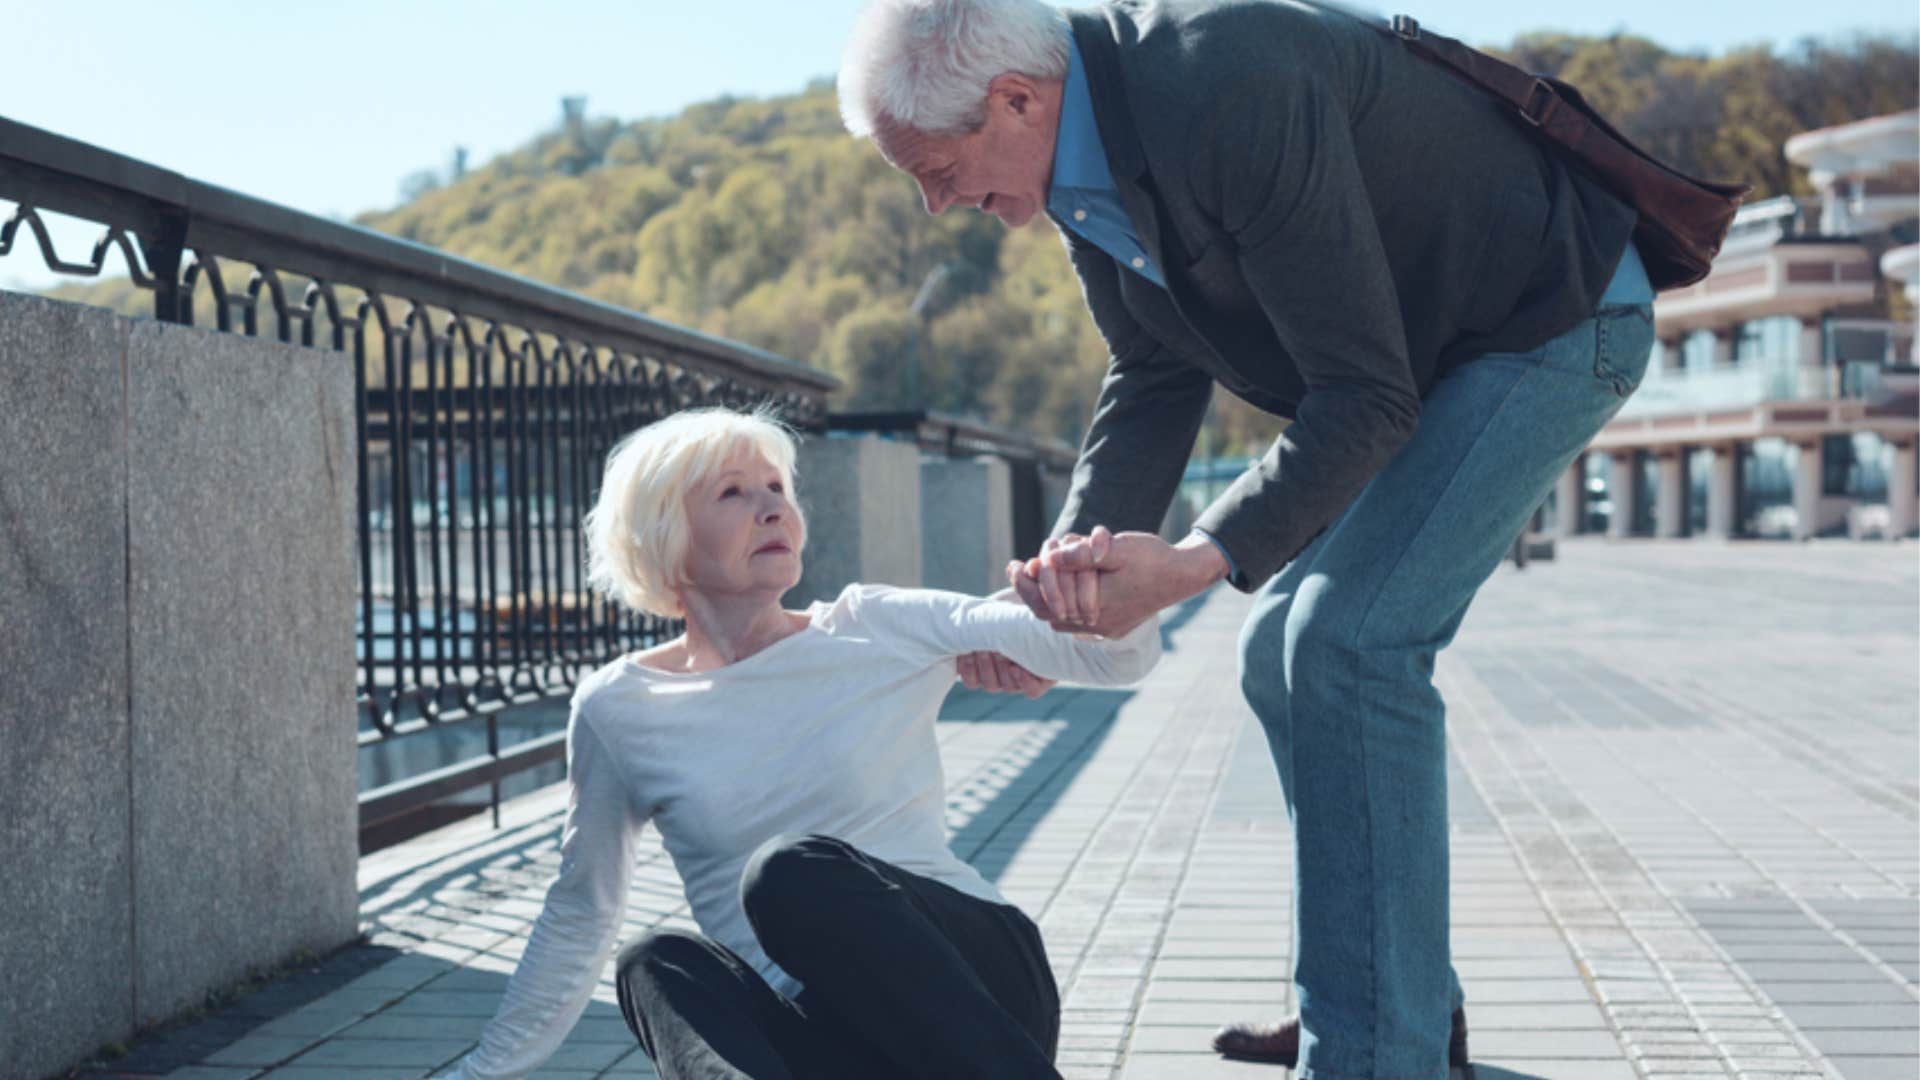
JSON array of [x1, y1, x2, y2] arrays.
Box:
[[583, 406, 805, 619], [838, 0, 1071, 138]]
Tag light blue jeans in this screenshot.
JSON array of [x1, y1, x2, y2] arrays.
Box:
[[1237, 300, 1655, 1079]]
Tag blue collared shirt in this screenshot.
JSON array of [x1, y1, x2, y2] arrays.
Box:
[[1048, 40, 1166, 288]]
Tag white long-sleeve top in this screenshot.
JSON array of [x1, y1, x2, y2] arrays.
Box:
[[452, 583, 1162, 1079]]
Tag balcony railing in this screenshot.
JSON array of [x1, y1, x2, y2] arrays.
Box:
[[1616, 358, 1896, 419], [0, 115, 839, 846]]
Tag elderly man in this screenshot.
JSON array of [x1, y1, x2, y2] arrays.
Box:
[[840, 1, 1654, 1076]]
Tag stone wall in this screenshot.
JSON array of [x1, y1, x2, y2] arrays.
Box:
[[0, 291, 360, 1080]]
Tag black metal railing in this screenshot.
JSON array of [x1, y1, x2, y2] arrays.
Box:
[[829, 410, 1078, 558], [0, 115, 838, 846]]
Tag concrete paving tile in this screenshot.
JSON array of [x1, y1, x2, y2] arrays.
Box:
[[1796, 1028, 1920, 1055], [540, 1040, 631, 1070], [1120, 1053, 1303, 1077], [379, 990, 510, 1017], [243, 1009, 360, 1041], [1141, 980, 1290, 1004], [1462, 1003, 1612, 1029], [1775, 1002, 1920, 1029], [1471, 1062, 1639, 1080], [284, 1037, 472, 1068], [598, 1047, 660, 1076], [1128, 1026, 1220, 1053], [201, 1035, 318, 1068], [1826, 1058, 1920, 1080], [338, 1012, 490, 1040], [1134, 1001, 1263, 1027], [1736, 961, 1891, 982], [1471, 1030, 1627, 1058], [1459, 980, 1601, 1004], [1149, 959, 1290, 980], [257, 1060, 430, 1068], [1754, 981, 1916, 1005]]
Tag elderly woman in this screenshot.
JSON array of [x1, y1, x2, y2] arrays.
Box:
[[448, 407, 1159, 1080]]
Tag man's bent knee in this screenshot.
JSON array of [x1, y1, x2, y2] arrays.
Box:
[[1238, 605, 1292, 721]]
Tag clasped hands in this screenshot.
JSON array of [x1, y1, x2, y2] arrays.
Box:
[[957, 525, 1230, 697]]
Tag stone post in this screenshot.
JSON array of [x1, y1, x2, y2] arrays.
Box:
[[790, 435, 923, 606], [1791, 440, 1824, 541], [920, 454, 1014, 596], [1707, 445, 1739, 540], [1890, 440, 1918, 540], [1555, 459, 1584, 538], [1607, 452, 1637, 539], [1656, 450, 1687, 539]]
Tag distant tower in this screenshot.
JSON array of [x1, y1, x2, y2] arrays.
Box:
[[561, 96, 588, 144], [450, 145, 468, 180]]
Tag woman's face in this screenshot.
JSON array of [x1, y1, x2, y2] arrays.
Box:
[[680, 445, 804, 602]]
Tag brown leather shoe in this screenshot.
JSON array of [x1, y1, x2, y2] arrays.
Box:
[[1212, 1005, 1470, 1069]]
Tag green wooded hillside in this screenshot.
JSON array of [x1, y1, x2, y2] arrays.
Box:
[[44, 31, 1919, 454]]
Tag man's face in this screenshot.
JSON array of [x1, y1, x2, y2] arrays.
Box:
[[874, 75, 1059, 229]]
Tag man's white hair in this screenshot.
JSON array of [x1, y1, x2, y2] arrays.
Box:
[[583, 406, 805, 620], [838, 0, 1071, 138]]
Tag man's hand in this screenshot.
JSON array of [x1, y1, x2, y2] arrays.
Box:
[[1027, 527, 1114, 627], [1010, 529, 1229, 638], [956, 651, 1054, 698]]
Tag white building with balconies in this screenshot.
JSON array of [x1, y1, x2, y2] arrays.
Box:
[[1553, 109, 1920, 542]]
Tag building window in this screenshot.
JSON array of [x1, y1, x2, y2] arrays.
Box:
[[1822, 434, 1854, 496], [1742, 438, 1796, 538], [1683, 330, 1717, 372]]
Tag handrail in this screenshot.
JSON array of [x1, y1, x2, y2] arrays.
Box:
[[0, 115, 836, 398], [830, 409, 1079, 471]]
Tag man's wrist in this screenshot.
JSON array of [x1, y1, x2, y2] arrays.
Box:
[[1172, 531, 1231, 591]]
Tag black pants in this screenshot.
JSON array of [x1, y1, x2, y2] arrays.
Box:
[[614, 833, 1061, 1079]]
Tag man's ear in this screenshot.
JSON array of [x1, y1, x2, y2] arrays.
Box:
[[988, 72, 1041, 119]]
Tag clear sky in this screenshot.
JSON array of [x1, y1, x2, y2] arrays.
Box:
[[3, 0, 1914, 293]]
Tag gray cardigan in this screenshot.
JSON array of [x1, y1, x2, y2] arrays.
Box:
[[1049, 0, 1637, 589]]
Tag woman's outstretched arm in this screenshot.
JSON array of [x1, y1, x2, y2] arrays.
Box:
[[452, 699, 648, 1080], [837, 583, 1163, 687]]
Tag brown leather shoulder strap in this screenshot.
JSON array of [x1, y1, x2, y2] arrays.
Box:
[[1384, 16, 1564, 129]]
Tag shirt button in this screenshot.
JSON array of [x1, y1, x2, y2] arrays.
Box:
[[1131, 257, 1145, 269], [1072, 208, 1088, 222]]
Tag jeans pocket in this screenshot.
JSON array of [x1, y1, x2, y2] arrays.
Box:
[[1593, 303, 1655, 398]]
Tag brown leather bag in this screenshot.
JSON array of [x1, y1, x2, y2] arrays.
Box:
[[1381, 14, 1753, 291]]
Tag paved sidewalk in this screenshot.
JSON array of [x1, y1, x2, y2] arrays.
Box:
[[85, 540, 1917, 1080]]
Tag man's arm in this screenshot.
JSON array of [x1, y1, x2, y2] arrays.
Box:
[[1182, 56, 1423, 591], [1051, 227, 1215, 542]]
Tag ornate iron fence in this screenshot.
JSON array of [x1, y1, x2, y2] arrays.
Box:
[[0, 115, 837, 844]]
